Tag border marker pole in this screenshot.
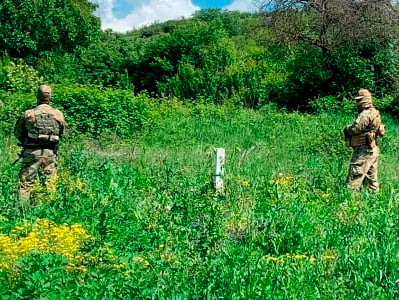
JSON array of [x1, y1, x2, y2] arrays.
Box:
[[214, 148, 225, 191]]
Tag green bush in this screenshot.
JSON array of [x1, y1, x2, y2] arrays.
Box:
[[36, 52, 82, 85], [309, 96, 341, 114], [383, 95, 399, 119], [0, 59, 43, 93], [0, 91, 36, 133], [0, 85, 151, 138], [373, 95, 396, 112], [52, 84, 150, 137]]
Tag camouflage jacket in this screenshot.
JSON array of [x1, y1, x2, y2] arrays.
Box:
[[345, 106, 382, 148], [14, 104, 65, 148]]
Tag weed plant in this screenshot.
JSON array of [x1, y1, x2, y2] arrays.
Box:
[[0, 103, 399, 299]]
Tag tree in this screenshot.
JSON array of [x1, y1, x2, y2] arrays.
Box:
[[254, 0, 399, 104], [0, 0, 101, 59], [255, 0, 399, 52]]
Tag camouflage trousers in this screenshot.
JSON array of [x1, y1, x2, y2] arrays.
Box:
[[347, 145, 379, 192], [18, 148, 57, 202]]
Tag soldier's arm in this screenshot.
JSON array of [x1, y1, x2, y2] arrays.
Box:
[[13, 114, 27, 144], [346, 111, 369, 136]]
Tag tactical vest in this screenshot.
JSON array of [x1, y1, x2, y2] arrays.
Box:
[[26, 106, 61, 144], [346, 108, 383, 148]]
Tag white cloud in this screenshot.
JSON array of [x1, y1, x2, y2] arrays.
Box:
[[93, 0, 118, 25], [93, 0, 200, 32], [224, 0, 257, 12]]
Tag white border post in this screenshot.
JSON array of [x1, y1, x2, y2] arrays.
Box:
[[214, 148, 225, 191]]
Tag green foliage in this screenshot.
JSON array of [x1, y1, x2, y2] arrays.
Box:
[[383, 94, 399, 120], [268, 42, 399, 110], [374, 95, 396, 112], [271, 46, 329, 109], [1, 105, 399, 297], [51, 85, 150, 137], [159, 36, 238, 103], [332, 48, 376, 91], [35, 31, 134, 89], [77, 31, 132, 88], [0, 6, 399, 111], [193, 9, 253, 37], [0, 92, 36, 133], [0, 0, 101, 59], [3, 254, 70, 298], [262, 0, 399, 108], [123, 10, 278, 106], [35, 52, 82, 85], [0, 56, 10, 88], [309, 96, 341, 114], [126, 18, 226, 96], [0, 59, 43, 93]]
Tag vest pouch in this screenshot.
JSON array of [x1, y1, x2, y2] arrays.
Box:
[[38, 134, 59, 142], [49, 135, 59, 142], [350, 135, 367, 147]]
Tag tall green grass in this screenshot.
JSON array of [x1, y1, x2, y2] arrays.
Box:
[[1, 103, 399, 299]]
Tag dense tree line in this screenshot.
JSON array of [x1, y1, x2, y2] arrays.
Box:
[[0, 0, 100, 59], [1, 1, 399, 112]]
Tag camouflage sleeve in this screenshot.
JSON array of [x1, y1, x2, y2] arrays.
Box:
[[13, 114, 27, 144], [347, 111, 370, 136]]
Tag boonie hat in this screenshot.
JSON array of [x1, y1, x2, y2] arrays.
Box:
[[354, 89, 371, 100]]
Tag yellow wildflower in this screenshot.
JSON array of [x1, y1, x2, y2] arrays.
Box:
[[309, 256, 316, 264], [271, 173, 294, 188], [322, 249, 336, 261], [241, 180, 251, 188], [293, 254, 308, 260], [266, 256, 279, 262], [134, 255, 150, 268], [322, 255, 336, 261], [0, 219, 93, 272]]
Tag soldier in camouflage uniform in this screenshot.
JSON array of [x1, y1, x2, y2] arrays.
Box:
[[344, 89, 385, 192], [14, 85, 65, 202]]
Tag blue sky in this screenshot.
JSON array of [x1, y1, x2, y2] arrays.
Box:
[[92, 0, 257, 32], [193, 0, 233, 8]]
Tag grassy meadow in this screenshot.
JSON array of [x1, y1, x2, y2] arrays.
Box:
[[1, 102, 399, 298]]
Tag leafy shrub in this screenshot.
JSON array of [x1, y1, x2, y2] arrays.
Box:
[[331, 48, 376, 92], [36, 52, 82, 85], [340, 98, 357, 115], [373, 95, 396, 112], [309, 96, 341, 114], [0, 56, 10, 88], [382, 95, 399, 119], [0, 91, 35, 133], [0, 0, 100, 59], [0, 59, 43, 93], [51, 84, 150, 137], [274, 47, 332, 110]]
